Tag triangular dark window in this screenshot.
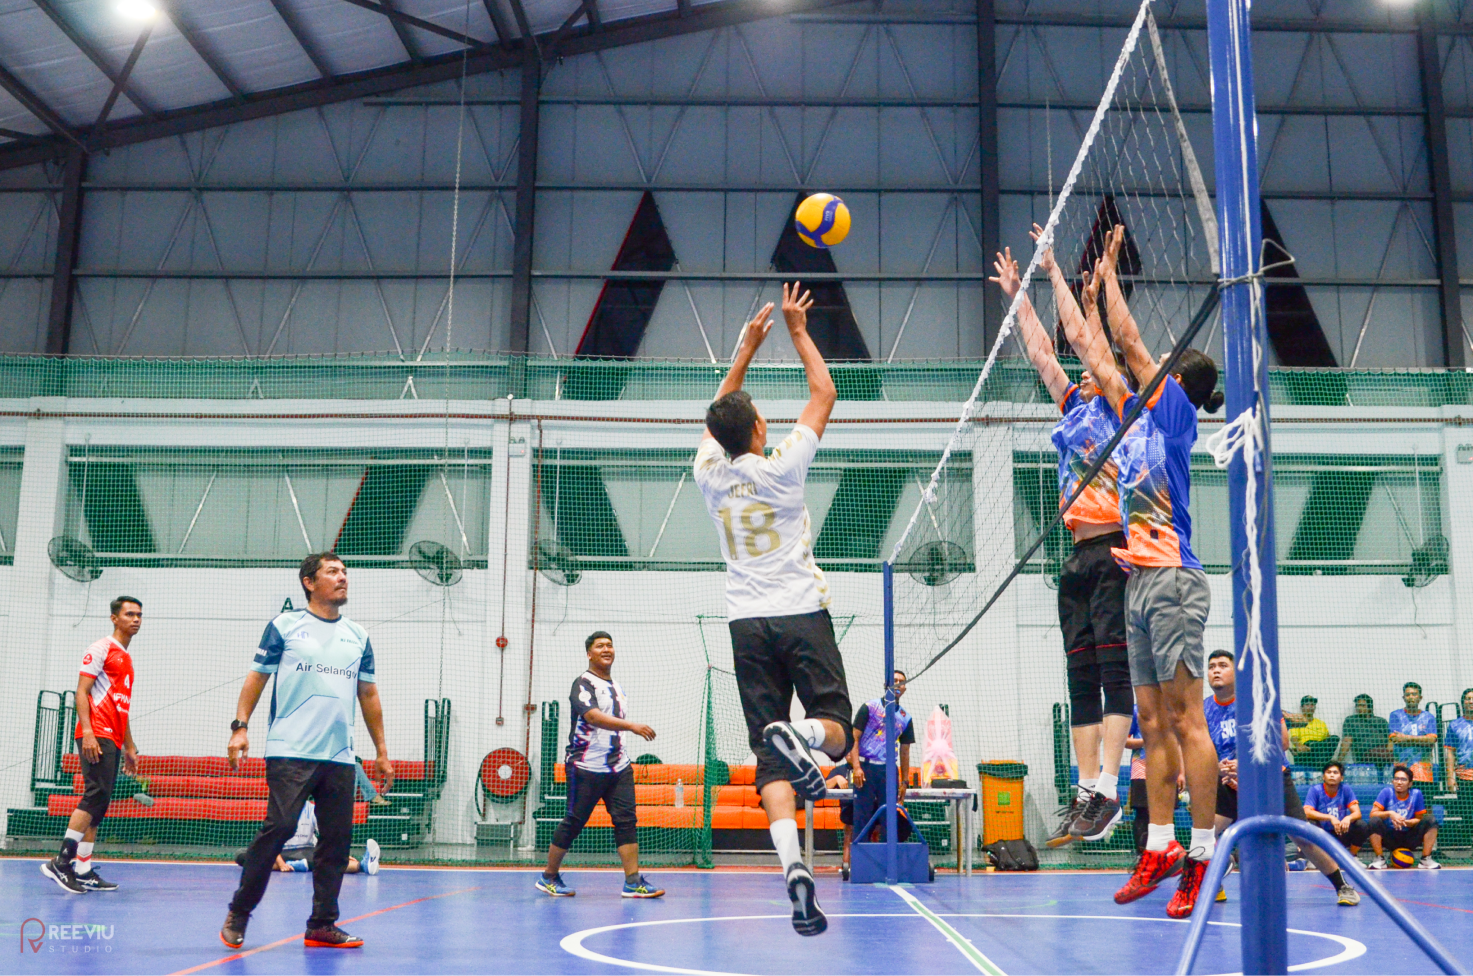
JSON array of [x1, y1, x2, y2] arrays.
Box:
[[564, 191, 677, 400], [1260, 200, 1337, 368]]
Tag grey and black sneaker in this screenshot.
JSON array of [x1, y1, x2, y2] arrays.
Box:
[[762, 722, 827, 801], [305, 925, 364, 948], [1070, 790, 1123, 842], [40, 857, 87, 894], [1045, 790, 1086, 848], [1337, 884, 1361, 906], [785, 863, 827, 937], [75, 869, 118, 892], [220, 911, 249, 949]]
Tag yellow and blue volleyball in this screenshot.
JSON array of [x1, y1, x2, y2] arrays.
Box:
[[794, 193, 850, 248], [1390, 848, 1417, 868]]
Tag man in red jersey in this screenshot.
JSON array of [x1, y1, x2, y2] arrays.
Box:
[[41, 596, 143, 894]]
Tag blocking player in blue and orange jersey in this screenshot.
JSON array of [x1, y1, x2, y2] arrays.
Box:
[[992, 229, 1139, 850], [1077, 224, 1224, 919]]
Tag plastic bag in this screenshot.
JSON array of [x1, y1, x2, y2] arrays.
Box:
[[921, 705, 960, 784]]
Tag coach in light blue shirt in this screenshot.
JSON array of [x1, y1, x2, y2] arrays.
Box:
[[219, 552, 393, 951]]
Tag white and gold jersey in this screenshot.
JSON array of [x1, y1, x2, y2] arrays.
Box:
[[694, 424, 830, 621]]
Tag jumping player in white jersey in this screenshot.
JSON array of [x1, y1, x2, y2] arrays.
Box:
[[694, 281, 852, 937]]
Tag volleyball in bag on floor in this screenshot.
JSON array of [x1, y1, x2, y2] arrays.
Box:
[[794, 193, 850, 248]]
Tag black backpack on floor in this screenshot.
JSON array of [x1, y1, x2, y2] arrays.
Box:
[[984, 838, 1039, 871]]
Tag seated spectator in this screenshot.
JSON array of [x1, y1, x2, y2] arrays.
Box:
[[232, 801, 380, 875], [1285, 696, 1329, 755], [825, 763, 855, 879], [1444, 688, 1473, 792], [1337, 694, 1392, 766], [1368, 764, 1439, 870], [1303, 761, 1369, 853], [1389, 682, 1438, 782]]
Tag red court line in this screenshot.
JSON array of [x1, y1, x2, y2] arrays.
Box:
[[170, 885, 482, 975]]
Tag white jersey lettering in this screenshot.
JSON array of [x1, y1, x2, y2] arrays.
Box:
[[694, 425, 830, 620]]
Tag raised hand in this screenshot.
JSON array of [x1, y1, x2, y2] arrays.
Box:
[[782, 281, 815, 333], [1099, 224, 1125, 278], [1029, 223, 1057, 273], [989, 248, 1022, 298], [739, 301, 775, 353]]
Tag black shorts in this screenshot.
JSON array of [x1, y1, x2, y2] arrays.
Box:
[[552, 763, 638, 848], [1058, 532, 1129, 670], [1216, 770, 1305, 824], [76, 737, 121, 823], [730, 609, 853, 794], [1371, 817, 1431, 850]]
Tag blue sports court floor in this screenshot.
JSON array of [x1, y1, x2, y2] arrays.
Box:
[[3, 859, 1469, 975]]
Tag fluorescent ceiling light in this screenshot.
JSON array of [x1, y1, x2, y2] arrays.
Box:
[[116, 0, 158, 21]]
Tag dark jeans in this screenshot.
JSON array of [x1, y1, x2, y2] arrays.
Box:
[[851, 760, 912, 842], [229, 759, 355, 929]]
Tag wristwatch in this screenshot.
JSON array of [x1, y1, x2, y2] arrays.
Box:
[[230, 720, 248, 732]]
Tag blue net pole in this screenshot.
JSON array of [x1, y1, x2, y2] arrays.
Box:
[[1206, 0, 1287, 972], [883, 561, 899, 884]]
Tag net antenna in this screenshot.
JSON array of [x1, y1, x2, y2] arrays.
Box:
[[887, 0, 1220, 685]]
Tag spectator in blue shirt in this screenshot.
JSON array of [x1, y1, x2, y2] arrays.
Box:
[[1303, 761, 1368, 853], [1388, 682, 1438, 782], [1368, 764, 1439, 870], [1442, 688, 1473, 793]]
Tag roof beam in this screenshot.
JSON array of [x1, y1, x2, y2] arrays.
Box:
[[482, 0, 517, 45], [346, 0, 425, 61], [32, 0, 157, 115], [0, 0, 855, 171], [156, 0, 246, 100], [338, 0, 490, 51], [0, 60, 83, 148], [94, 25, 153, 132], [267, 0, 334, 78], [506, 0, 541, 57]]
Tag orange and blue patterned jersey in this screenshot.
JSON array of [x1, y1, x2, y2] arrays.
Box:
[[1110, 376, 1203, 571], [1051, 385, 1127, 530]]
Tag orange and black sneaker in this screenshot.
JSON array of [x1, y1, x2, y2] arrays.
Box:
[[304, 925, 364, 948], [219, 911, 249, 950], [1113, 841, 1185, 904], [1166, 857, 1208, 919]]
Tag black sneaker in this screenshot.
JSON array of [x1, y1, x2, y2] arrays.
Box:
[[40, 857, 87, 894], [785, 863, 827, 937], [1070, 790, 1123, 842], [1045, 790, 1086, 848], [304, 925, 364, 948], [220, 911, 249, 949], [762, 722, 827, 801], [76, 869, 118, 892]]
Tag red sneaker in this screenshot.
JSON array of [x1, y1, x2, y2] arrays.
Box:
[[1166, 857, 1208, 919], [1114, 841, 1186, 904]]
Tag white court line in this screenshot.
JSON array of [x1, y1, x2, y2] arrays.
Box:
[[888, 885, 1005, 975], [559, 912, 1367, 976]]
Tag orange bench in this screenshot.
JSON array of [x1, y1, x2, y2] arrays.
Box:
[[48, 794, 368, 824], [544, 764, 844, 832], [61, 754, 431, 782]]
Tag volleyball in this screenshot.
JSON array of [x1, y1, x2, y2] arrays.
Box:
[[1390, 848, 1417, 869], [794, 193, 850, 248]]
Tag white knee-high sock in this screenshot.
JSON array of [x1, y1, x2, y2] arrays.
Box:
[[769, 818, 804, 871]]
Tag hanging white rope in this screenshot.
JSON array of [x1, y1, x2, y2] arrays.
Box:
[[1203, 268, 1276, 763], [888, 0, 1156, 566]]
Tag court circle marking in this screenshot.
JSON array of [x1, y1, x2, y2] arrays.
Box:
[[559, 912, 1366, 976]]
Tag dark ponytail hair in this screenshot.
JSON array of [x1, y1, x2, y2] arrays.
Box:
[[1174, 348, 1223, 414]]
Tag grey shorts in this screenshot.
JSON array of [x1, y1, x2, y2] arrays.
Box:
[[1125, 565, 1210, 687]]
